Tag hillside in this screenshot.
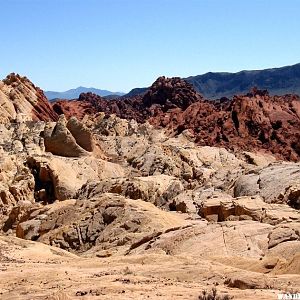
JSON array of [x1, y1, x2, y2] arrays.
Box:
[[125, 63, 300, 99]]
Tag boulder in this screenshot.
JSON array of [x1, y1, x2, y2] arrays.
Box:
[[234, 163, 300, 208], [267, 223, 300, 249], [27, 155, 125, 201], [66, 116, 94, 151], [44, 115, 94, 157], [199, 195, 300, 224]]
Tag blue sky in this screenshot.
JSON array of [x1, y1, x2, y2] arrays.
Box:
[[1, 0, 299, 92]]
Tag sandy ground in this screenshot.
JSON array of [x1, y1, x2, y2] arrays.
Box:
[[0, 236, 291, 300]]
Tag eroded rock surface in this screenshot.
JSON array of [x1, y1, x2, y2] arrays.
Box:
[[0, 73, 58, 123], [16, 193, 188, 255], [44, 115, 96, 157], [0, 75, 300, 299], [234, 163, 300, 208], [53, 77, 300, 161]]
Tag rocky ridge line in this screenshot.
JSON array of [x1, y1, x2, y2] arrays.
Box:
[[52, 77, 300, 161], [0, 73, 58, 123]]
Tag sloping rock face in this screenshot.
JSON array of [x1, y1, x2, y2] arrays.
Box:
[[44, 115, 95, 157], [15, 193, 188, 255], [0, 73, 58, 123], [77, 174, 184, 208], [234, 163, 300, 208]]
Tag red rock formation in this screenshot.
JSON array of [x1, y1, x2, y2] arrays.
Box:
[[52, 77, 200, 122], [52, 77, 300, 161], [33, 87, 59, 122], [53, 98, 97, 120], [2, 73, 58, 122], [149, 89, 300, 161], [52, 93, 146, 122], [142, 76, 202, 110]]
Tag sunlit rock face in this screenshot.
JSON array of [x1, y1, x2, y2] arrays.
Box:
[[0, 73, 299, 300], [0, 73, 58, 123]]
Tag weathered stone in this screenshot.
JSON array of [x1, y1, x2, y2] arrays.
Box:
[[0, 73, 58, 123], [268, 223, 300, 249], [66, 116, 94, 152], [234, 163, 300, 208], [44, 115, 91, 157]]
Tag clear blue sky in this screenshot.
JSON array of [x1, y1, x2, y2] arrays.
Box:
[[1, 0, 299, 92]]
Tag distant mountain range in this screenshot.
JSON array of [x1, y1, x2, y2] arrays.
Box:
[[125, 63, 300, 99], [45, 87, 125, 100]]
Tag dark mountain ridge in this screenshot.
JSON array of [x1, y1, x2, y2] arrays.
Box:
[[125, 63, 300, 99]]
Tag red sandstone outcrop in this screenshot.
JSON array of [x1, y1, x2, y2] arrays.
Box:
[[51, 76, 201, 122], [53, 93, 146, 122], [52, 97, 97, 120], [149, 89, 300, 161], [0, 73, 58, 122], [52, 78, 300, 161], [142, 76, 202, 109]]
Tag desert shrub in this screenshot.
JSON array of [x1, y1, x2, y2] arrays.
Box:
[[198, 287, 233, 300]]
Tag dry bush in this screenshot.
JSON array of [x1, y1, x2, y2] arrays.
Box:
[[198, 287, 233, 300]]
